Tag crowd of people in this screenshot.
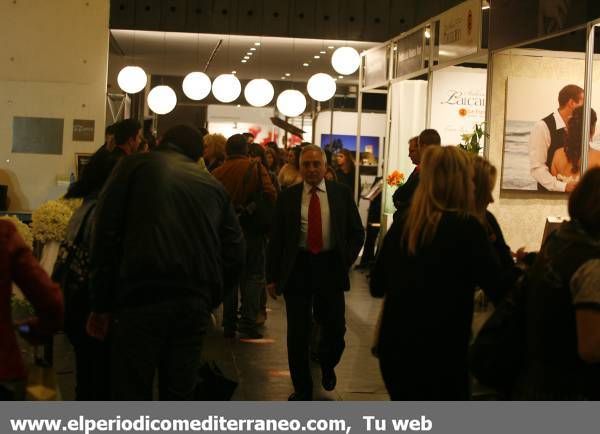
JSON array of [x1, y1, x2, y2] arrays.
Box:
[[1, 118, 599, 401]]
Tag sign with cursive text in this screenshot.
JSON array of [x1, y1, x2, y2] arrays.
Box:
[[439, 0, 481, 64], [430, 66, 487, 146]]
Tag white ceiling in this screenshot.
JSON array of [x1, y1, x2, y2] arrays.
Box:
[[109, 29, 378, 84]]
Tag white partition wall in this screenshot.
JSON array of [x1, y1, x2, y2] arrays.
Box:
[[383, 80, 428, 223]]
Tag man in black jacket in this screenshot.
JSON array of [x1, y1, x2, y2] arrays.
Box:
[[87, 125, 245, 400], [392, 130, 441, 221], [267, 144, 364, 400]]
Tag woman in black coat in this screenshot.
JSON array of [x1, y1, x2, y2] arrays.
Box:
[[370, 147, 510, 400]]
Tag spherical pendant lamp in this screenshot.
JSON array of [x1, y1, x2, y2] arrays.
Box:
[[331, 46, 360, 75], [147, 85, 177, 115], [117, 66, 148, 94], [276, 90, 306, 118], [307, 73, 336, 102], [182, 72, 211, 101], [244, 78, 275, 107], [212, 74, 241, 103]]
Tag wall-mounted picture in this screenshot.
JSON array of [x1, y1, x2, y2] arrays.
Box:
[[320, 134, 380, 165], [502, 77, 600, 192], [75, 153, 93, 180]]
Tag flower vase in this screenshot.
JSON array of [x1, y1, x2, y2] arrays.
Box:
[[384, 184, 398, 215]]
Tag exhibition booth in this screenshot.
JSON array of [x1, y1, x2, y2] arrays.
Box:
[[357, 0, 600, 250], [484, 8, 600, 250], [357, 0, 489, 231]]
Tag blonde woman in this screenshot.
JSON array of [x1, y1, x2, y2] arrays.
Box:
[[370, 146, 509, 400], [472, 156, 516, 273], [203, 133, 227, 172]]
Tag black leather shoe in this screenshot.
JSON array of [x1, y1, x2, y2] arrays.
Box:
[[288, 392, 312, 401], [321, 367, 336, 391]]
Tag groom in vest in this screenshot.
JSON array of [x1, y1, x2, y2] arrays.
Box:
[[528, 84, 583, 192]]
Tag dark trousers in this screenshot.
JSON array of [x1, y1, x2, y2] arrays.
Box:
[[72, 335, 111, 400], [284, 251, 346, 397], [110, 297, 208, 400], [359, 223, 380, 266], [223, 230, 266, 333]]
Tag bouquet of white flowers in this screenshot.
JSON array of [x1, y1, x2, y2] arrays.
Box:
[[0, 215, 33, 248], [31, 200, 73, 243]]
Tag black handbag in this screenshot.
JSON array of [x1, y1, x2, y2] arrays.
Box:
[[469, 292, 526, 391], [238, 161, 274, 234], [469, 279, 527, 392]]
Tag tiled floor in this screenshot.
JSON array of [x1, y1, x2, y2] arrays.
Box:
[[205, 269, 388, 401], [53, 269, 388, 401]]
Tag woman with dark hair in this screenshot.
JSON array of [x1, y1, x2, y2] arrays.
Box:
[[512, 167, 600, 400], [278, 146, 303, 189], [263, 147, 281, 191], [54, 150, 121, 400], [370, 146, 510, 400], [551, 107, 600, 182], [264, 147, 281, 174], [334, 149, 357, 196]]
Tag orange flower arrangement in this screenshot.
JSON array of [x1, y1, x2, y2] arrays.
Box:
[[386, 170, 405, 187]]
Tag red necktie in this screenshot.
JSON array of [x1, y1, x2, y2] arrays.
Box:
[[307, 186, 323, 254]]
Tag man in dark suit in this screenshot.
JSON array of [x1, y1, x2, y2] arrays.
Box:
[[392, 130, 441, 221], [267, 144, 364, 401]]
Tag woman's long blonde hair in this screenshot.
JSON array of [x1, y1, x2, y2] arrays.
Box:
[[203, 133, 226, 160], [472, 156, 497, 223], [402, 146, 475, 255]]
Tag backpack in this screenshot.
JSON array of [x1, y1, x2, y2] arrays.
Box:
[[237, 161, 274, 234]]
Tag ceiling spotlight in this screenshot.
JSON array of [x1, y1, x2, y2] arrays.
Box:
[[314, 55, 320, 59], [241, 60, 247, 63], [320, 51, 326, 54], [231, 70, 237, 74], [244, 56, 250, 59], [328, 46, 334, 49], [250, 47, 257, 51], [285, 73, 291, 77], [281, 76, 286, 80], [338, 75, 344, 79], [303, 63, 309, 67], [254, 42, 261, 46]]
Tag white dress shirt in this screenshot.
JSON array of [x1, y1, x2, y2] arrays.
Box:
[[299, 180, 332, 251], [528, 110, 567, 192]]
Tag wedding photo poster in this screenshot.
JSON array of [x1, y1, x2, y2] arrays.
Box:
[[502, 76, 600, 191]]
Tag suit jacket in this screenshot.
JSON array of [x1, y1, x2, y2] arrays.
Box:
[[392, 168, 419, 221], [267, 180, 365, 294]]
